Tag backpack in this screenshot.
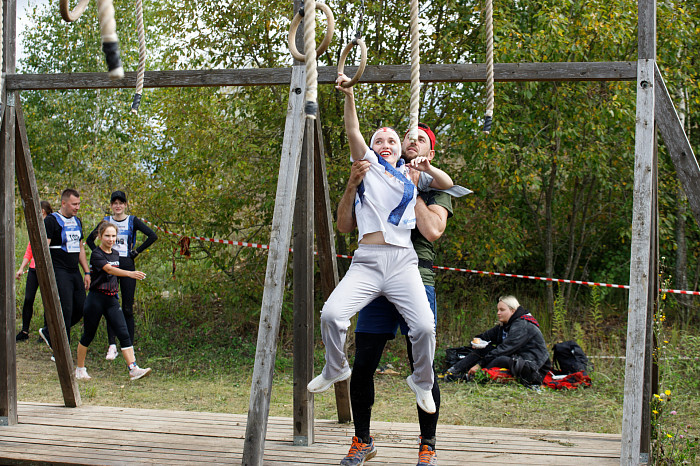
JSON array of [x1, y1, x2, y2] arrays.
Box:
[[443, 346, 472, 371], [552, 341, 590, 374]]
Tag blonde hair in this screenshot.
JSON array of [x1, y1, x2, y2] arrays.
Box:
[[498, 295, 520, 311]]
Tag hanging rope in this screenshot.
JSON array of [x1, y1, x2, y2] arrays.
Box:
[[303, 0, 318, 119], [337, 0, 367, 88], [131, 0, 146, 114], [483, 0, 494, 134], [60, 0, 124, 79], [288, 2, 335, 62], [407, 0, 420, 142]]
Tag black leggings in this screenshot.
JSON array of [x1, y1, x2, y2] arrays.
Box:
[[106, 272, 136, 345], [351, 333, 440, 443], [41, 268, 85, 343], [21, 268, 39, 332], [80, 291, 132, 348]]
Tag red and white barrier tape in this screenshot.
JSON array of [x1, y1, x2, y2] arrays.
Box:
[[142, 219, 700, 296]]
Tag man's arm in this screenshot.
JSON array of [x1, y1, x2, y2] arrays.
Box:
[[337, 160, 370, 233], [414, 196, 449, 242]]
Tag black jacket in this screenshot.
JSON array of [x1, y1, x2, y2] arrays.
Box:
[[478, 306, 550, 371]]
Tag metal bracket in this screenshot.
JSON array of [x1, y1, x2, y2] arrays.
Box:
[[0, 416, 8, 426], [293, 435, 309, 446]]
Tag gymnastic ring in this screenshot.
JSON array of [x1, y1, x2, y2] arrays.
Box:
[[337, 38, 367, 88], [60, 0, 90, 22], [288, 2, 336, 62]]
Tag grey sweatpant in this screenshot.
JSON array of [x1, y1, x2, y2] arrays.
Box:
[[320, 243, 436, 390]]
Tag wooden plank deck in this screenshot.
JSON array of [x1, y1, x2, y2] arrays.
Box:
[[0, 402, 621, 465]]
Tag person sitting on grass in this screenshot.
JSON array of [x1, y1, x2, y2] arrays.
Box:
[[441, 295, 550, 386], [74, 221, 151, 381], [307, 72, 454, 417]]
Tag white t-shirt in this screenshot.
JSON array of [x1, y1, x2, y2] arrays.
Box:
[[353, 149, 417, 248]]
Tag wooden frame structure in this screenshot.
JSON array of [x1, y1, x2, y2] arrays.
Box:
[[0, 0, 697, 465]]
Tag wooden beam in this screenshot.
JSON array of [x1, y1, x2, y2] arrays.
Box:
[[312, 117, 351, 424], [242, 65, 306, 466], [654, 65, 700, 227], [0, 0, 18, 426], [0, 103, 17, 427], [5, 62, 638, 91], [14, 96, 81, 408], [292, 118, 315, 446], [621, 58, 655, 466]]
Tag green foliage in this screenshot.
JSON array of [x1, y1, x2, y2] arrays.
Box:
[[15, 0, 700, 346]]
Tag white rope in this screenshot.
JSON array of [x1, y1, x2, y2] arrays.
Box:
[[408, 0, 420, 142], [483, 0, 494, 134], [303, 0, 318, 119], [131, 0, 146, 113], [96, 0, 124, 79]]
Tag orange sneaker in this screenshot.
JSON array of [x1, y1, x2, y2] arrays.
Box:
[[417, 444, 437, 465], [340, 436, 376, 465]]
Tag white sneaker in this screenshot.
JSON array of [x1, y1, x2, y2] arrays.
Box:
[[307, 367, 351, 393], [105, 345, 119, 360], [406, 375, 436, 414], [75, 367, 91, 380], [129, 365, 152, 381]]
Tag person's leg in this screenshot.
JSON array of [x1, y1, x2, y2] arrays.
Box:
[[103, 295, 132, 349], [318, 246, 382, 380], [351, 333, 389, 442], [70, 270, 85, 329], [79, 292, 105, 349], [405, 285, 440, 446], [119, 275, 137, 343], [448, 350, 486, 375], [41, 268, 74, 346], [484, 355, 515, 370], [21, 269, 39, 332], [383, 252, 435, 391]]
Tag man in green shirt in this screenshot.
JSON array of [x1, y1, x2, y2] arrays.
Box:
[[336, 123, 454, 466]]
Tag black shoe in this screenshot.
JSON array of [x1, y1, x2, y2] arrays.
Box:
[[16, 331, 29, 342]]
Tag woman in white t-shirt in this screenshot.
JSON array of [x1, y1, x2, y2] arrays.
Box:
[[307, 73, 453, 415]]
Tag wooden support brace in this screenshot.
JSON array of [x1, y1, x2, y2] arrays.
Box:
[[312, 118, 351, 423], [14, 96, 81, 408], [242, 65, 306, 466], [654, 65, 700, 228], [292, 117, 316, 446]]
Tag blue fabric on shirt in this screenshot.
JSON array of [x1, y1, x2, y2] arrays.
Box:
[[355, 285, 436, 337]]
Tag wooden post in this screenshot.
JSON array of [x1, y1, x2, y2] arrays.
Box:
[[242, 65, 306, 466], [621, 1, 655, 462], [312, 117, 351, 423], [0, 0, 17, 426], [14, 98, 81, 407], [292, 117, 315, 446]]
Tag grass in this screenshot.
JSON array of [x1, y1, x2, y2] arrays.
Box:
[[15, 325, 696, 440]]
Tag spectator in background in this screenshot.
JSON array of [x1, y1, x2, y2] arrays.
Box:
[[15, 200, 52, 342], [441, 295, 550, 386]]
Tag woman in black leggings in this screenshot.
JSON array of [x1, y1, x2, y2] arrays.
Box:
[[86, 191, 157, 360], [15, 201, 52, 341], [76, 221, 151, 381]]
